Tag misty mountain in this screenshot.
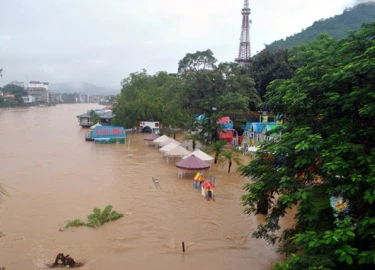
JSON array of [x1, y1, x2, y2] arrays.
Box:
[[50, 82, 120, 95], [263, 2, 375, 52]]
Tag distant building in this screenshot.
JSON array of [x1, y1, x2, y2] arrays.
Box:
[[22, 96, 35, 103], [79, 94, 90, 103], [9, 81, 25, 88], [29, 81, 49, 90], [28, 80, 49, 103]]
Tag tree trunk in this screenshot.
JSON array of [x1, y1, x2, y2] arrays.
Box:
[[256, 196, 269, 215], [228, 161, 232, 173]]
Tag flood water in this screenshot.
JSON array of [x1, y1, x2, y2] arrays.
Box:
[[0, 104, 283, 270]]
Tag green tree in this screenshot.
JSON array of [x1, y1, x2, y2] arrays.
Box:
[[113, 70, 187, 129], [205, 140, 227, 164], [247, 48, 295, 100], [2, 84, 27, 106], [239, 23, 375, 269], [218, 149, 243, 173], [178, 49, 217, 74], [89, 110, 100, 124]]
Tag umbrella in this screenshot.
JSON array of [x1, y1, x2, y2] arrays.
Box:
[[175, 155, 210, 170], [144, 133, 160, 141]]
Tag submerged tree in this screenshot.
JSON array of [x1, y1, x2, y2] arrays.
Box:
[[65, 205, 123, 229], [205, 140, 227, 164], [239, 23, 375, 269], [218, 149, 243, 173]]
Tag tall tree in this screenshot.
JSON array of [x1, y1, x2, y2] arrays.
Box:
[[113, 70, 186, 129], [248, 48, 295, 100], [239, 23, 375, 269], [178, 49, 217, 74], [2, 84, 27, 106]]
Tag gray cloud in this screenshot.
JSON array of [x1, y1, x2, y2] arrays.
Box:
[[0, 0, 356, 88]]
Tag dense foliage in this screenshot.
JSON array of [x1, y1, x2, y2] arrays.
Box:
[[239, 23, 375, 269], [112, 70, 187, 129], [0, 84, 27, 107], [264, 2, 375, 53], [64, 205, 124, 229], [113, 51, 260, 143]]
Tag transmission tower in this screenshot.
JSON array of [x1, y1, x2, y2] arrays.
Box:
[[235, 0, 251, 65]]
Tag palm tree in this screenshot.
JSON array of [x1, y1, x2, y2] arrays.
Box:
[[206, 140, 227, 164], [218, 149, 244, 173], [183, 132, 201, 151]]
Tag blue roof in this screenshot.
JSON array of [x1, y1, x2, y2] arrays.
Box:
[[91, 126, 126, 139]]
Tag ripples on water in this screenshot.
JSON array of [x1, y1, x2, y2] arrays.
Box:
[[0, 104, 281, 269]]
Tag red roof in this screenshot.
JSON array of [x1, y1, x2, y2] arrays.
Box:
[[175, 155, 210, 170], [144, 133, 160, 141], [217, 116, 231, 124], [202, 180, 215, 189]]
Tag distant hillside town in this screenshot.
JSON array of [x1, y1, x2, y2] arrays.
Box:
[[0, 80, 117, 107]]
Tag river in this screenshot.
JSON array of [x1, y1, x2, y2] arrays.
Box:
[[0, 104, 282, 269]]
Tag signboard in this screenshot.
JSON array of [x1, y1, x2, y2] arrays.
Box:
[[91, 126, 126, 139]]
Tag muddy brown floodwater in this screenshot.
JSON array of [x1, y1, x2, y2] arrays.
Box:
[[0, 104, 284, 270]]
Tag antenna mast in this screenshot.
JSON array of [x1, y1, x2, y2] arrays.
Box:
[[235, 0, 251, 65]]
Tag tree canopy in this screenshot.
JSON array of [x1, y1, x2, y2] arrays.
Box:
[[264, 2, 375, 53], [239, 22, 375, 269], [113, 51, 260, 143]]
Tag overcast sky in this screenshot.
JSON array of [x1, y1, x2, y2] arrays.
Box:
[[0, 0, 369, 88]]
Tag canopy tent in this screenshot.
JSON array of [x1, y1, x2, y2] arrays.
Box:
[[175, 155, 210, 178], [90, 122, 102, 130], [144, 133, 160, 145], [164, 145, 191, 164], [153, 135, 171, 147], [165, 145, 190, 157], [153, 135, 170, 143], [183, 149, 214, 163], [159, 142, 179, 153], [159, 138, 181, 147]]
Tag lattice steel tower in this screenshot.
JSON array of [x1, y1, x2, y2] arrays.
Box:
[[235, 0, 251, 65]]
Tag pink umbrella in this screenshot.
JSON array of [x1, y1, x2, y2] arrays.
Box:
[[144, 133, 160, 141], [175, 155, 210, 170]]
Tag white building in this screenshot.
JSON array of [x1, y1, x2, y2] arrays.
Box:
[[28, 81, 49, 103], [29, 81, 49, 90]]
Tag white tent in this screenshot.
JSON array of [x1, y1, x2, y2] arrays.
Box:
[[165, 145, 191, 157], [153, 135, 171, 147], [159, 142, 179, 153], [159, 138, 181, 147], [165, 145, 191, 164], [90, 122, 102, 130], [153, 135, 170, 144], [183, 149, 214, 163]]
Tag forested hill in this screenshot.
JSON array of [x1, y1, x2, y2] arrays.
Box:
[[263, 2, 375, 52]]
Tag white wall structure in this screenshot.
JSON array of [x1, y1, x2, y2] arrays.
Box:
[[29, 81, 49, 90]]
